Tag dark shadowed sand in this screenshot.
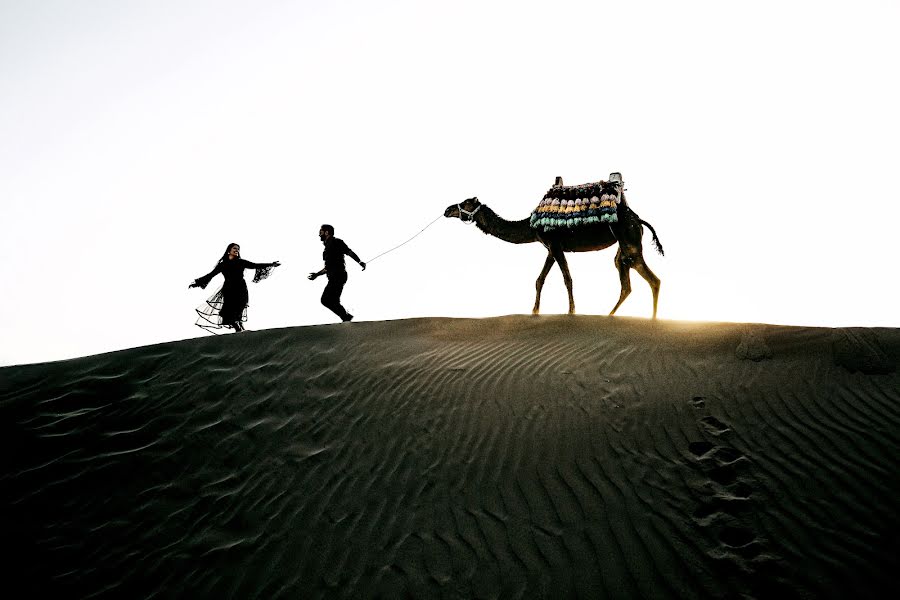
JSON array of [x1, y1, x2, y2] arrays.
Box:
[[2, 316, 898, 599]]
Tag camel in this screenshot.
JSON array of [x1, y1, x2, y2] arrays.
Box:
[[444, 177, 664, 318]]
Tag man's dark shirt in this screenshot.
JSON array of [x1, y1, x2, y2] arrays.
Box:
[[323, 237, 360, 275]]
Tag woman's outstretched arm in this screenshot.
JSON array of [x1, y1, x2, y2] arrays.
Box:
[[189, 264, 222, 289], [240, 259, 281, 283], [238, 259, 280, 269]]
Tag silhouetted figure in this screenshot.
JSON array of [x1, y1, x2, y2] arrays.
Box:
[[190, 243, 280, 332], [308, 224, 365, 322]]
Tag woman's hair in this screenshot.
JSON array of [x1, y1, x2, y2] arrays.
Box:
[[218, 242, 240, 264]]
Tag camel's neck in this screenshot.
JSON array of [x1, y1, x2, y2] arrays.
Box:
[[474, 205, 537, 244]]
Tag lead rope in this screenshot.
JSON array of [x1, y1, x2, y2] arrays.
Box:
[[365, 212, 444, 264]]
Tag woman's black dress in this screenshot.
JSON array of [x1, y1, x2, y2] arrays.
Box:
[[193, 258, 275, 331]]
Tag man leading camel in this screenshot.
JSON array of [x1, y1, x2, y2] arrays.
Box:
[[308, 224, 366, 322]]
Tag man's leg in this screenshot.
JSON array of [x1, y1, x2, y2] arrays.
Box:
[[321, 273, 350, 321]]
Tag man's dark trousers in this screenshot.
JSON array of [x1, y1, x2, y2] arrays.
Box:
[[321, 271, 351, 321]]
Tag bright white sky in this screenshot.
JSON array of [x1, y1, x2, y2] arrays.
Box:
[[2, 0, 898, 366]]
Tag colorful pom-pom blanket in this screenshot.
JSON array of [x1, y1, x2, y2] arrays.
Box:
[[529, 180, 619, 232]]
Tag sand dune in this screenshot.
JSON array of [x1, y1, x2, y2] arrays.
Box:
[[2, 316, 898, 598]]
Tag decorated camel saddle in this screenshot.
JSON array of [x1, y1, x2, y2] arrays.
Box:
[[529, 172, 624, 232]]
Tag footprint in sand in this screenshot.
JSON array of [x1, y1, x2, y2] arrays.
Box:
[[700, 416, 730, 436], [687, 399, 752, 502], [685, 411, 773, 571], [719, 525, 762, 558], [690, 444, 744, 462], [688, 441, 715, 457], [712, 447, 742, 463], [688, 443, 748, 488], [709, 464, 740, 485], [729, 482, 752, 499]]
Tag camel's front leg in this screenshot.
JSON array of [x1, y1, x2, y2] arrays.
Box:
[[550, 245, 575, 314], [533, 252, 556, 315]]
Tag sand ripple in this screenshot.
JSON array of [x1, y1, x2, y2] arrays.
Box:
[[1, 316, 898, 598]]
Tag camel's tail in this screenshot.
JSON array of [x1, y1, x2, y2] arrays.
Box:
[[639, 218, 664, 256]]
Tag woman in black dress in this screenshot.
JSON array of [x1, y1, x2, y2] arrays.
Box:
[[190, 243, 280, 332]]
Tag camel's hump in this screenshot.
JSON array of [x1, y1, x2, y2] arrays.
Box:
[[530, 179, 621, 232]]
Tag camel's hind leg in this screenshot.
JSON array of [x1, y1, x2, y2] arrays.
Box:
[[609, 248, 661, 319], [533, 252, 556, 315], [633, 257, 661, 319], [549, 245, 575, 314], [610, 248, 632, 316]]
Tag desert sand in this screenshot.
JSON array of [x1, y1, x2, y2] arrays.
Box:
[[1, 315, 898, 598]]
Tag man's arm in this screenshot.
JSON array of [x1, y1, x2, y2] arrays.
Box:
[[343, 243, 366, 271], [308, 266, 326, 280]]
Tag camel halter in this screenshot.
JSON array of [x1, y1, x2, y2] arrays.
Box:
[[458, 200, 482, 224]]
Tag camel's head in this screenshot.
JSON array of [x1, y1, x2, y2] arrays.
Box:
[[444, 197, 482, 223]]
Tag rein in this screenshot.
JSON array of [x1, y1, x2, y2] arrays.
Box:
[[366, 213, 444, 264], [369, 200, 481, 263]]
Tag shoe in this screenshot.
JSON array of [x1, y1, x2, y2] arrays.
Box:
[[342, 314, 354, 322]]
